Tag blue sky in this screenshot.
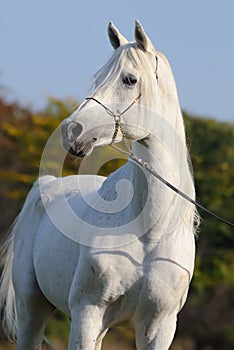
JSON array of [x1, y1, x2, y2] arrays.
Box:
[[1, 0, 234, 123]]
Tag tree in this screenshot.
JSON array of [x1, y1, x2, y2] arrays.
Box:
[[0, 97, 77, 238]]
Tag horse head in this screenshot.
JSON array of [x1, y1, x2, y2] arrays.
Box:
[[61, 21, 161, 158]]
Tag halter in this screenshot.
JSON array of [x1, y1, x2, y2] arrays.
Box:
[[86, 55, 159, 146], [84, 59, 234, 229], [85, 93, 141, 151], [155, 55, 159, 82]]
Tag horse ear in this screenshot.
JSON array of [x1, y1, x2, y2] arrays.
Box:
[[108, 22, 128, 49], [135, 20, 155, 52]]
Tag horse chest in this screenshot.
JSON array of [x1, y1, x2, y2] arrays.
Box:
[[81, 243, 192, 326]]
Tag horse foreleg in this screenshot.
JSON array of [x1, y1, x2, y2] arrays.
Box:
[[94, 329, 108, 350], [135, 312, 177, 350], [68, 304, 105, 350]]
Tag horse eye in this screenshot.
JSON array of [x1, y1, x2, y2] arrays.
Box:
[[122, 74, 138, 87]]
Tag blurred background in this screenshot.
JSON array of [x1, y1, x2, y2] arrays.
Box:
[[0, 1, 234, 349]]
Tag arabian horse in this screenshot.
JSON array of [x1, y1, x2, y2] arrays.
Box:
[[0, 21, 199, 349]]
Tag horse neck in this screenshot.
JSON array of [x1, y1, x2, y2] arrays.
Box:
[[123, 105, 194, 242], [131, 101, 190, 188]]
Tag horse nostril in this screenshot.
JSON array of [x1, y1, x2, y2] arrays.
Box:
[[67, 122, 83, 141]]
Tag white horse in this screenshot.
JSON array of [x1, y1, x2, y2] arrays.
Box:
[[0, 21, 199, 350]]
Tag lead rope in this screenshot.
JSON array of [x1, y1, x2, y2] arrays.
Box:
[[120, 147, 234, 228], [85, 96, 234, 229]]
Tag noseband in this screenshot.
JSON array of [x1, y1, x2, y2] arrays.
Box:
[[85, 93, 141, 152]]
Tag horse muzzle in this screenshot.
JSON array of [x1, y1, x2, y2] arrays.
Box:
[[61, 119, 96, 157], [68, 138, 97, 158]]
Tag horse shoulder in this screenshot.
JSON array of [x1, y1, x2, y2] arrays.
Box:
[[69, 243, 144, 309]]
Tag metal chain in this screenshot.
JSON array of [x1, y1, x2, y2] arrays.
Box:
[[85, 94, 141, 148]]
